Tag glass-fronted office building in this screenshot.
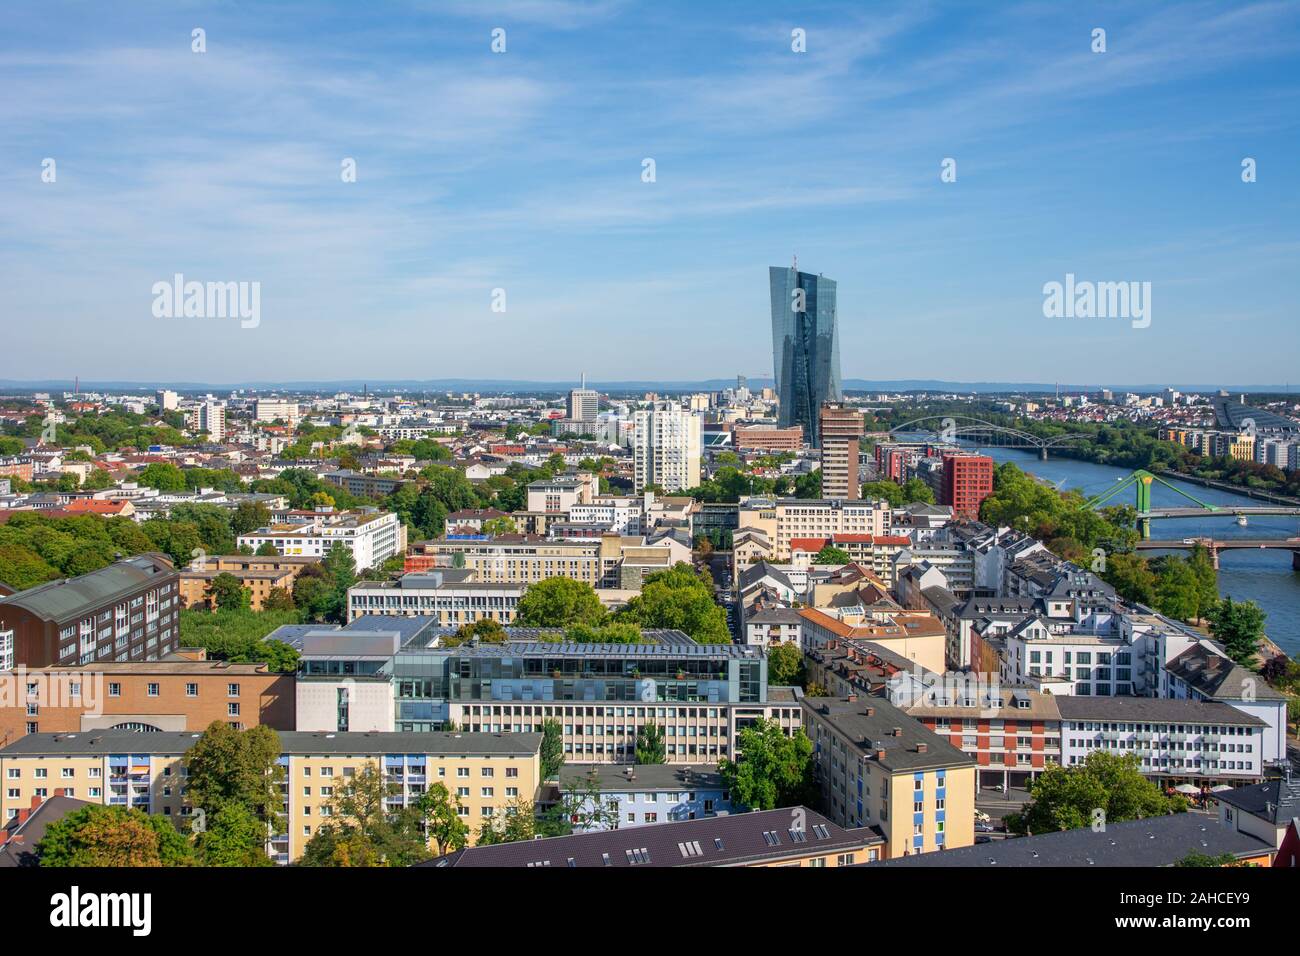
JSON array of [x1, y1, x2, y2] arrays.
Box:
[[769, 266, 842, 447]]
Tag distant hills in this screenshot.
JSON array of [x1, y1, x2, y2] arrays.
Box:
[[0, 377, 1293, 395]]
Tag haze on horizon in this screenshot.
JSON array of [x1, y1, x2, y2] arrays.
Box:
[[2, 1, 1297, 385]]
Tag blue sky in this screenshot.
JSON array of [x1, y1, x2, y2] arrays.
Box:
[[2, 0, 1298, 387]]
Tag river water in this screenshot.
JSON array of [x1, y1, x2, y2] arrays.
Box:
[[973, 448, 1300, 657]]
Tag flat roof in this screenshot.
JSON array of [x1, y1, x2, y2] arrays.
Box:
[[559, 763, 727, 792], [1055, 696, 1266, 726], [0, 730, 541, 758]]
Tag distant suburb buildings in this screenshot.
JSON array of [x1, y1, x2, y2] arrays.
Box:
[[770, 264, 841, 447]]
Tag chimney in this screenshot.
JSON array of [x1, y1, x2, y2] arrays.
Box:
[[875, 749, 887, 761], [865, 706, 875, 717], [916, 743, 928, 753], [846, 694, 857, 703], [892, 727, 902, 737]]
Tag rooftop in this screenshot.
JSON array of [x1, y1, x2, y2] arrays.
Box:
[[423, 806, 882, 868], [802, 697, 973, 773], [0, 554, 174, 623], [875, 812, 1273, 867], [1055, 696, 1266, 726]]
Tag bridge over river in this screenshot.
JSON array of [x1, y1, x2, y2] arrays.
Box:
[[1135, 536, 1300, 569]]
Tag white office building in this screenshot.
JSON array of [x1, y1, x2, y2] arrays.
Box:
[[632, 403, 702, 494]]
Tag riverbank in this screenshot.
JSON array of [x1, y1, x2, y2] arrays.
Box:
[[1155, 470, 1300, 507]]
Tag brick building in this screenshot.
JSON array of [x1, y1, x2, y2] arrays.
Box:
[[0, 555, 179, 669]]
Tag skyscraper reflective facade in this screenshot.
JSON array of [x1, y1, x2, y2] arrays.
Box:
[[769, 266, 842, 446]]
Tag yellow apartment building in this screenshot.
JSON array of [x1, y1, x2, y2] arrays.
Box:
[[0, 729, 541, 864], [802, 696, 976, 859]]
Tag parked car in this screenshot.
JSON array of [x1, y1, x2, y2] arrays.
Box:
[[975, 821, 996, 832]]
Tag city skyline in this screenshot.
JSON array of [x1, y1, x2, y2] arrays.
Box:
[[2, 1, 1298, 384]]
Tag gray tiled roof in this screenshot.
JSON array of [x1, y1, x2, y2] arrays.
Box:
[[802, 697, 973, 773], [1055, 696, 1266, 726], [0, 554, 174, 622], [874, 812, 1272, 867], [422, 806, 882, 868], [1213, 777, 1300, 824], [1166, 644, 1286, 701]]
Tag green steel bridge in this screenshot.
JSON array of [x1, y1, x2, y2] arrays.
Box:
[[1084, 469, 1300, 538]]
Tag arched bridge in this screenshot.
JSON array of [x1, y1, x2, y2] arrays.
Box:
[[888, 416, 1090, 459]]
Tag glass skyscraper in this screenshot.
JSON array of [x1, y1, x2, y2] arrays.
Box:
[[769, 266, 842, 447]]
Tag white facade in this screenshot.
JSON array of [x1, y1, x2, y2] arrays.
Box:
[[238, 510, 403, 570], [255, 398, 301, 425], [1061, 716, 1264, 780], [632, 403, 702, 494], [296, 679, 394, 732]]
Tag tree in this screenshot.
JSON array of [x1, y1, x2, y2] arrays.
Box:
[[415, 783, 469, 856], [540, 718, 565, 780], [445, 617, 508, 645], [900, 477, 936, 505], [717, 719, 814, 811], [635, 722, 666, 764], [207, 572, 250, 612], [767, 641, 805, 686], [1102, 550, 1157, 606], [793, 471, 821, 499], [480, 516, 517, 536], [36, 805, 195, 867], [861, 480, 905, 508], [255, 541, 281, 556], [1207, 596, 1267, 666], [1154, 557, 1200, 622], [300, 762, 431, 867], [475, 798, 538, 845], [564, 620, 644, 644], [136, 462, 187, 491], [1175, 851, 1242, 867], [812, 545, 851, 565], [1005, 752, 1186, 835], [264, 586, 296, 611], [232, 501, 272, 535], [293, 563, 338, 621], [514, 576, 606, 628], [194, 803, 273, 866], [1186, 544, 1219, 623], [618, 563, 730, 644], [554, 769, 621, 832], [184, 722, 284, 837]]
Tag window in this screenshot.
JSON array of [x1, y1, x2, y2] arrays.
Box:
[[147, 683, 160, 697], [186, 683, 198, 697], [227, 683, 240, 697]]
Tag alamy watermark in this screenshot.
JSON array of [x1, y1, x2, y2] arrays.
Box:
[[1, 667, 105, 714], [152, 274, 260, 329], [1042, 273, 1151, 329]]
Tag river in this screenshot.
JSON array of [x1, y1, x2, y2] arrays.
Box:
[[976, 447, 1300, 658]]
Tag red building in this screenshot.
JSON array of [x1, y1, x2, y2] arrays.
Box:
[[940, 453, 994, 519]]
